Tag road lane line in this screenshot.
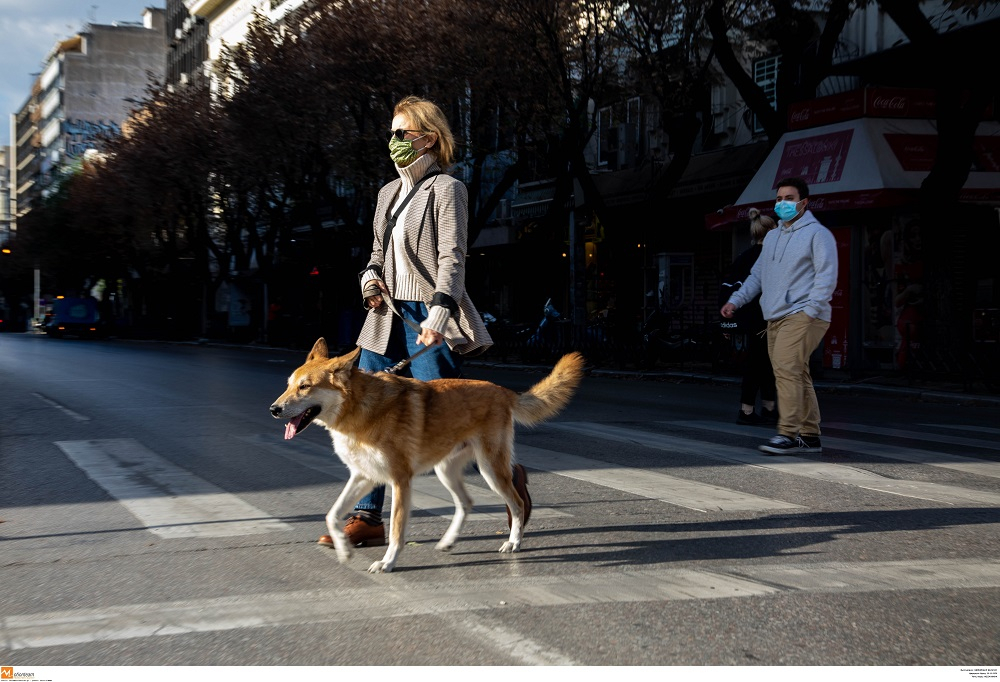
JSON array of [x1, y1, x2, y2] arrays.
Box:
[[3, 558, 998, 651], [55, 439, 293, 538], [32, 393, 89, 422], [677, 420, 1000, 480], [457, 615, 578, 665], [515, 444, 802, 512], [548, 423, 1000, 507]]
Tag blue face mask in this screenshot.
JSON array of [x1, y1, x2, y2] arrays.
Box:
[[774, 200, 800, 222]]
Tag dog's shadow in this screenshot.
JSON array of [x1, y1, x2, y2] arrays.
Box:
[[374, 526, 835, 573], [342, 505, 1000, 573]]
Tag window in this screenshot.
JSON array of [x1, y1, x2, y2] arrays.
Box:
[[752, 55, 781, 134], [597, 97, 642, 169], [597, 105, 611, 167]]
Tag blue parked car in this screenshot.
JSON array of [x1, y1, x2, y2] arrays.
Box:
[[44, 297, 102, 338]]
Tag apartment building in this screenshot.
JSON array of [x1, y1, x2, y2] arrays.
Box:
[[184, 0, 309, 62], [167, 0, 210, 86], [0, 146, 11, 246], [10, 8, 167, 218]]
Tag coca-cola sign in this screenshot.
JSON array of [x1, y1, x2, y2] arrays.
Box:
[[871, 95, 909, 111], [865, 88, 936, 118], [787, 87, 937, 130]]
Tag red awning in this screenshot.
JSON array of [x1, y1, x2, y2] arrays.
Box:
[[706, 117, 1000, 230]]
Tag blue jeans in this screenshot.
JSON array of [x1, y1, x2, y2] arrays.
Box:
[[353, 301, 461, 514]]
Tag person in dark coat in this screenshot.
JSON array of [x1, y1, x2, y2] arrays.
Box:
[[720, 208, 778, 425]]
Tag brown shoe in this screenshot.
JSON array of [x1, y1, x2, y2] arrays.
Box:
[[318, 515, 385, 548], [505, 464, 532, 529]]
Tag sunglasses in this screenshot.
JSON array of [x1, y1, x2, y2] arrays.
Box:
[[386, 128, 425, 141]]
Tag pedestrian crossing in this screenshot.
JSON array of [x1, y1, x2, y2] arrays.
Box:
[[55, 439, 293, 538], [51, 419, 1000, 543], [679, 420, 1000, 479], [4, 418, 998, 655], [5, 558, 1000, 651], [545, 422, 1000, 507]]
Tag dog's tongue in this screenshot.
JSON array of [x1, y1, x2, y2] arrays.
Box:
[[284, 416, 301, 440]]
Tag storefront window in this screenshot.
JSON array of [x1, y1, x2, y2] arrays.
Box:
[[861, 210, 924, 369]]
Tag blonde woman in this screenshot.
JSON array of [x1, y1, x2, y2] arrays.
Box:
[[721, 207, 778, 425], [319, 96, 530, 549]]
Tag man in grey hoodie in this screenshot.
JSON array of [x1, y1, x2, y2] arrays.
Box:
[[720, 177, 838, 455]]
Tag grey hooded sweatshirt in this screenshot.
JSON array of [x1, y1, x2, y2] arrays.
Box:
[[728, 209, 838, 322]]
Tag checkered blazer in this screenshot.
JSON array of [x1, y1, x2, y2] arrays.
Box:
[[356, 166, 493, 357]]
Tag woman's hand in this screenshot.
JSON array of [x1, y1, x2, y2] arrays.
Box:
[[417, 327, 444, 347], [364, 280, 389, 309]]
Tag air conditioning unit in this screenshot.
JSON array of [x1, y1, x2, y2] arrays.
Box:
[[498, 198, 510, 221]]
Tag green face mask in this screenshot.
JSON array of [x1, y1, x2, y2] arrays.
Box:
[[388, 134, 426, 166]]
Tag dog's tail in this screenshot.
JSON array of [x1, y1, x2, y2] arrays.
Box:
[[513, 352, 585, 426]]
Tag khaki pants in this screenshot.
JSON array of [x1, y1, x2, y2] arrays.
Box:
[[767, 311, 829, 437]]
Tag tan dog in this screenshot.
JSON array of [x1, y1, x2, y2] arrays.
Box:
[[269, 338, 584, 573]]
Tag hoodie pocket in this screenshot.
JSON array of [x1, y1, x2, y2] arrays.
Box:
[[785, 285, 810, 306]]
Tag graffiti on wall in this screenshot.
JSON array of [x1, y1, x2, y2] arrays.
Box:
[[62, 119, 120, 158]]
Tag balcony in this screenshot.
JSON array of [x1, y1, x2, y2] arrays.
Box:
[[184, 0, 230, 19]]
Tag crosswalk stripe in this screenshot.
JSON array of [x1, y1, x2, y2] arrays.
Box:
[[548, 423, 1000, 507], [515, 444, 801, 512], [824, 421, 1000, 451], [56, 440, 293, 538], [921, 423, 1000, 436], [678, 420, 1000, 481], [235, 434, 571, 521], [4, 557, 998, 650]]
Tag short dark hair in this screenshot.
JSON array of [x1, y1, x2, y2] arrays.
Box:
[[775, 177, 810, 199]]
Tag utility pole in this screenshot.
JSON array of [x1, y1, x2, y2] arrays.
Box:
[[33, 264, 40, 330], [568, 171, 586, 338]]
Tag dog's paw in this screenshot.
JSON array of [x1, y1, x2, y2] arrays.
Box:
[[335, 546, 353, 564], [498, 541, 521, 554], [367, 560, 394, 573], [435, 539, 455, 552]]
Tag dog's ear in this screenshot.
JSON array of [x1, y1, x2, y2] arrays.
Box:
[[307, 338, 329, 362], [330, 346, 362, 382], [340, 346, 362, 366]]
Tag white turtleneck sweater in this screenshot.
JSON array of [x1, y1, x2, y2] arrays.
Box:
[[368, 152, 451, 335]]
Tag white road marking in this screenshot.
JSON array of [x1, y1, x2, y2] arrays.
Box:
[[458, 615, 579, 665], [921, 423, 1000, 436], [236, 434, 572, 521], [32, 392, 90, 422], [549, 423, 1000, 507], [824, 421, 1000, 451], [55, 439, 293, 538], [3, 558, 998, 651], [515, 444, 802, 512], [676, 420, 1000, 481]]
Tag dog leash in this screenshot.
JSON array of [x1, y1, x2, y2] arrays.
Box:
[[383, 343, 434, 375]]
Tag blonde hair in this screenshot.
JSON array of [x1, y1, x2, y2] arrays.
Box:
[[394, 95, 456, 169], [748, 207, 777, 244]]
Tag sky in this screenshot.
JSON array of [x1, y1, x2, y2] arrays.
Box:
[[0, 0, 158, 148]]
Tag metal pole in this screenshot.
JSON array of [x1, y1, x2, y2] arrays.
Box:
[[33, 265, 40, 331]]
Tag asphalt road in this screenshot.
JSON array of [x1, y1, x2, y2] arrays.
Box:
[[1, 333, 998, 667]]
